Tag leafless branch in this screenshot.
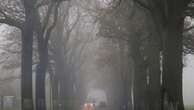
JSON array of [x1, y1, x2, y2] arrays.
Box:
[[0, 56, 9, 64], [0, 7, 24, 29], [134, 0, 153, 13], [36, 0, 50, 8], [44, 1, 61, 46], [42, 2, 56, 32], [184, 25, 194, 32]]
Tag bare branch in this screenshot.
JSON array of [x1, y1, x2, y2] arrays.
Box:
[[0, 56, 9, 64], [184, 25, 194, 32], [0, 18, 24, 29], [44, 1, 61, 46], [0, 1, 24, 29], [134, 0, 153, 13], [42, 2, 55, 32], [36, 0, 50, 8]]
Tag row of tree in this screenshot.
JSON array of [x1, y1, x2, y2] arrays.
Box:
[[0, 0, 67, 110], [0, 0, 194, 110]]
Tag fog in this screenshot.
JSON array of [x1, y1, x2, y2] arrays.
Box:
[[0, 0, 194, 110], [183, 54, 194, 106]]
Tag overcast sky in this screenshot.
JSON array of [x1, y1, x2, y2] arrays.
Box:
[[183, 54, 194, 106]]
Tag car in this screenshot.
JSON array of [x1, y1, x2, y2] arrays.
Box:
[[81, 89, 108, 110], [82, 101, 107, 110], [82, 102, 95, 110]]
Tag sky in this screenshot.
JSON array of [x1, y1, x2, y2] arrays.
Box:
[[183, 54, 194, 106]]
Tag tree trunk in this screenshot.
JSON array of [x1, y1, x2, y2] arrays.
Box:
[[21, 16, 34, 110], [163, 18, 184, 110], [35, 46, 48, 110], [21, 1, 35, 110], [50, 15, 66, 110], [162, 1, 188, 110], [132, 36, 148, 110], [0, 96, 3, 109], [34, 6, 51, 110], [52, 77, 59, 110], [147, 44, 161, 110]]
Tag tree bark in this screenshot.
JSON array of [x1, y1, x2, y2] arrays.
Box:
[[50, 13, 66, 110], [132, 36, 148, 110], [163, 17, 184, 110], [52, 77, 59, 110], [35, 42, 48, 110], [162, 1, 188, 110], [21, 1, 35, 110], [34, 2, 60, 110]]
